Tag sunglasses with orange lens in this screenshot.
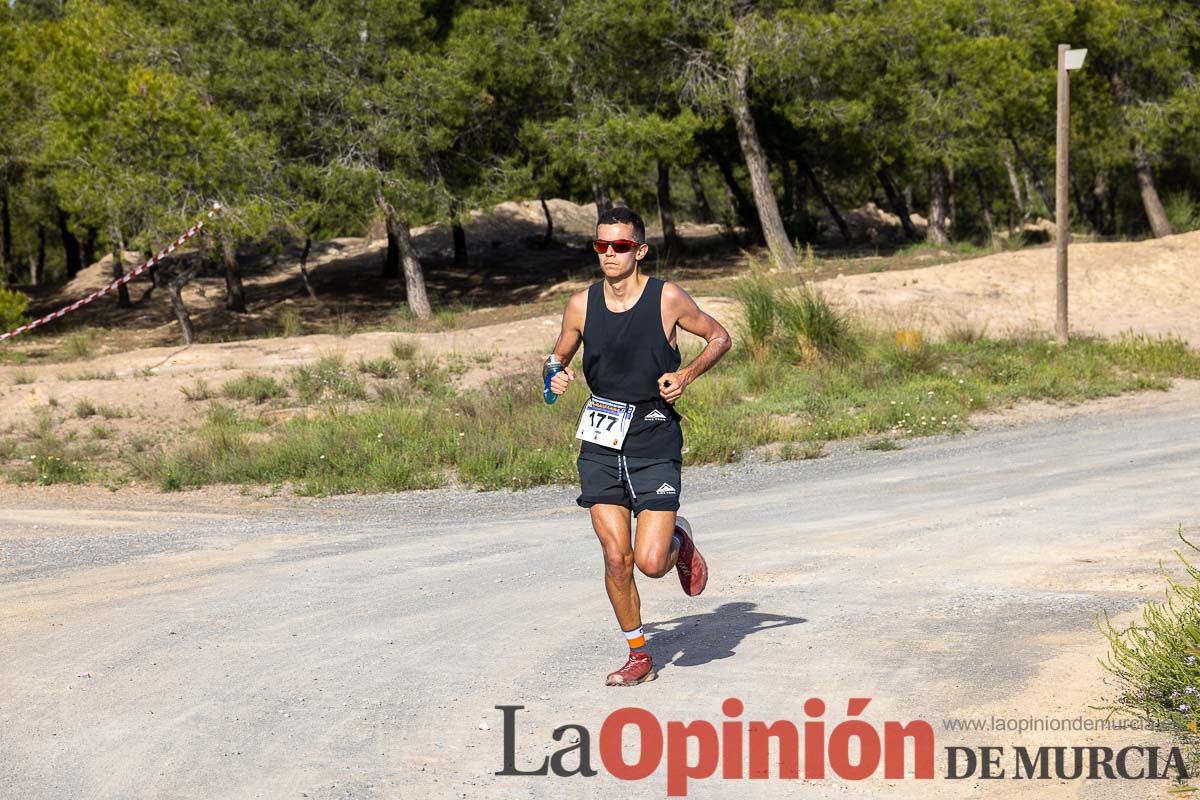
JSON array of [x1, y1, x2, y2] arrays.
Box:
[[592, 239, 642, 254]]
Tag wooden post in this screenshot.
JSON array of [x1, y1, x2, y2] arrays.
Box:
[[1055, 43, 1070, 344]]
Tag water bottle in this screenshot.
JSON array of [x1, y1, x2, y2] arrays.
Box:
[[543, 355, 563, 404]]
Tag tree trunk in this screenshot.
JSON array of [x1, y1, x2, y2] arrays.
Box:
[[168, 264, 199, 345], [790, 162, 816, 237], [57, 208, 83, 278], [31, 224, 46, 285], [110, 228, 131, 308], [383, 226, 400, 278], [946, 163, 957, 232], [1, 176, 12, 284], [799, 157, 850, 244], [451, 222, 468, 266], [1132, 142, 1174, 238], [729, 62, 796, 270], [450, 199, 468, 267], [781, 158, 795, 224], [656, 161, 686, 263], [927, 163, 950, 244], [1022, 172, 1039, 216], [220, 236, 247, 313], [877, 168, 917, 240], [83, 226, 98, 268], [1007, 133, 1053, 215], [592, 183, 613, 215], [1028, 168, 1052, 216], [299, 236, 318, 301], [148, 250, 160, 288], [1090, 171, 1109, 235], [790, 162, 806, 219], [1071, 177, 1089, 234], [1004, 157, 1026, 217], [392, 217, 432, 320], [375, 191, 431, 318], [144, 250, 159, 297], [713, 149, 763, 243], [376, 191, 400, 279], [539, 195, 554, 246], [974, 172, 994, 240], [688, 165, 714, 223]]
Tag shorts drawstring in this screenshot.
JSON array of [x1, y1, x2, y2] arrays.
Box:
[[620, 454, 638, 501]]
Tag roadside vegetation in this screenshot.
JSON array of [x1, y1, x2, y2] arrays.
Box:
[[1101, 528, 1200, 769], [3, 278, 1197, 495]]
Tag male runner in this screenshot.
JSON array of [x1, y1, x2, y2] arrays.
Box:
[[545, 206, 732, 686]]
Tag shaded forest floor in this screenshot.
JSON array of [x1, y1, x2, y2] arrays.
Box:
[[2, 198, 1030, 364]]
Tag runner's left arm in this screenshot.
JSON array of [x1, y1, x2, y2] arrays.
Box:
[[657, 284, 732, 403]]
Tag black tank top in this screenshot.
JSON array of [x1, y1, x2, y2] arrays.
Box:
[[579, 277, 683, 459]]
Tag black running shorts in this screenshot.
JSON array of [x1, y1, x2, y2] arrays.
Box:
[[576, 452, 681, 514]]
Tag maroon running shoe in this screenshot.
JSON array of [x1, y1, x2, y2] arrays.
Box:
[[673, 516, 708, 596], [606, 651, 656, 686]]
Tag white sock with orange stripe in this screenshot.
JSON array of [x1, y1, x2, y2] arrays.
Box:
[[623, 626, 647, 654]]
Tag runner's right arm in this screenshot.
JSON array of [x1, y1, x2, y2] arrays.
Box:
[[547, 290, 587, 396]]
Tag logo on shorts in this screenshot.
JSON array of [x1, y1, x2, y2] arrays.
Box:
[[655, 483, 677, 495], [644, 409, 668, 422]]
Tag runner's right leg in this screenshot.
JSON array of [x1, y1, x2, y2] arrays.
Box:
[[590, 503, 655, 685], [590, 503, 640, 632]]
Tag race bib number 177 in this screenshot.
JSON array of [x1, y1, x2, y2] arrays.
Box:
[[575, 395, 635, 450]]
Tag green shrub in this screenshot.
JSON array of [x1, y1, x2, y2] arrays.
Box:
[[0, 287, 30, 332], [1102, 529, 1200, 745], [779, 441, 824, 460], [97, 404, 127, 419], [357, 356, 398, 379], [943, 320, 989, 345], [222, 374, 288, 404], [275, 306, 304, 337], [126, 433, 155, 454], [74, 398, 98, 418], [332, 309, 357, 337], [390, 339, 418, 362], [776, 284, 859, 359], [1112, 333, 1200, 378], [1164, 193, 1199, 233], [62, 328, 101, 359], [291, 355, 366, 403], [180, 378, 212, 401], [10, 412, 91, 485], [61, 369, 117, 381], [406, 357, 452, 398], [730, 271, 776, 349]]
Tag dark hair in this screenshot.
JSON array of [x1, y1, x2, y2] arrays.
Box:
[[597, 206, 646, 244]]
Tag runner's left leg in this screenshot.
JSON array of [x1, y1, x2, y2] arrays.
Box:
[[632, 510, 681, 578]]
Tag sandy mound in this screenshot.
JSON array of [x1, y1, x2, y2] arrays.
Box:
[[815, 202, 930, 243], [819, 230, 1200, 343]]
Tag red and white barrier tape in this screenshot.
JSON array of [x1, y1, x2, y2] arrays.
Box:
[[0, 202, 223, 343]]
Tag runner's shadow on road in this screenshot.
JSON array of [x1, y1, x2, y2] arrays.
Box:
[[643, 602, 805, 673]]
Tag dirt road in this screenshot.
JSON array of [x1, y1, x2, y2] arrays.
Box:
[[3, 383, 1197, 798]]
